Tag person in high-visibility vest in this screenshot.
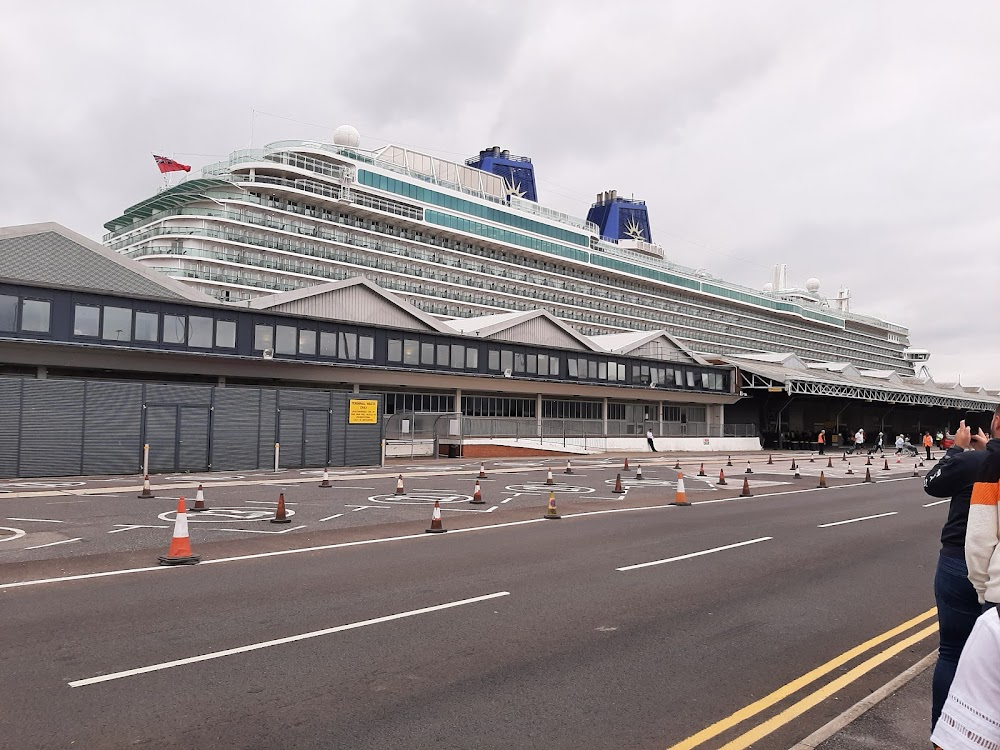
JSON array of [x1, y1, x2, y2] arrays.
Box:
[[924, 432, 934, 461], [817, 429, 826, 455]]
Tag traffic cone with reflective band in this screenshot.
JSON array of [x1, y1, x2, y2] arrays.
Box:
[[790, 459, 797, 471], [271, 493, 291, 524], [717, 469, 727, 486], [745, 461, 753, 474], [545, 469, 554, 486], [698, 463, 706, 477], [818, 471, 828, 489], [138, 474, 154, 499], [319, 468, 332, 488], [395, 475, 405, 495], [896, 455, 902, 464], [827, 456, 833, 468], [426, 501, 446, 533], [883, 458, 890, 471], [726, 455, 733, 467], [191, 484, 208, 512], [158, 497, 200, 566], [673, 459, 681, 470], [864, 468, 874, 483], [740, 477, 752, 497], [478, 463, 489, 480], [470, 480, 485, 504], [671, 472, 690, 506], [767, 454, 774, 465], [612, 474, 624, 494], [846, 462, 854, 475], [809, 455, 815, 463], [913, 464, 920, 477], [544, 491, 561, 519], [636, 464, 644, 480], [564, 460, 573, 475], [865, 455, 872, 466], [623, 457, 631, 472], [794, 467, 801, 479]]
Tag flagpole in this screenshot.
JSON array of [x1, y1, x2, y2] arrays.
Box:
[[248, 108, 255, 148]]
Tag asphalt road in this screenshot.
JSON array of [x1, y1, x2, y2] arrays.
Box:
[[2, 452, 942, 749]]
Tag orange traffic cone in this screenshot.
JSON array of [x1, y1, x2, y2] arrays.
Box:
[[794, 467, 801, 479], [636, 464, 644, 480], [623, 457, 631, 472], [470, 480, 485, 504], [726, 455, 733, 467], [866, 455, 872, 466], [320, 468, 332, 488], [564, 460, 573, 475], [271, 492, 291, 524], [745, 461, 753, 474], [846, 462, 854, 475], [612, 474, 625, 494], [790, 459, 797, 471], [395, 474, 405, 495], [913, 464, 920, 477], [478, 463, 489, 480], [545, 468, 554, 486], [883, 458, 890, 471], [767, 454, 774, 465], [158, 497, 200, 566], [191, 484, 208, 512], [671, 472, 690, 506], [896, 456, 901, 464], [698, 463, 706, 477], [426, 500, 446, 533], [673, 459, 681, 470], [864, 468, 874, 483], [717, 468, 727, 486], [740, 477, 753, 497], [827, 456, 833, 468], [809, 455, 815, 463], [818, 471, 828, 489], [544, 491, 561, 519], [138, 474, 154, 499]]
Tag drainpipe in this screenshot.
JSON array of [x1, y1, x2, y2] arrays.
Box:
[[776, 397, 796, 449]]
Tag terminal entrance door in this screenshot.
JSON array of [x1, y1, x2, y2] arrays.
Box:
[[144, 405, 210, 473], [278, 408, 330, 468]]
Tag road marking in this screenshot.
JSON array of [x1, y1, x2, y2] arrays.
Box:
[[25, 538, 83, 550], [69, 591, 510, 687], [715, 623, 939, 750], [318, 513, 343, 522], [923, 499, 950, 508], [245, 500, 299, 505], [7, 517, 64, 523], [617, 537, 773, 571], [0, 526, 26, 543], [664, 607, 938, 750], [817, 512, 898, 528], [217, 525, 307, 535], [46, 500, 91, 504], [108, 524, 170, 534]]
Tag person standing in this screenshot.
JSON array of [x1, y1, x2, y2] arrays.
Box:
[[817, 429, 826, 455], [854, 427, 865, 454], [875, 431, 884, 455], [923, 414, 999, 735], [924, 432, 934, 461], [645, 428, 656, 452]]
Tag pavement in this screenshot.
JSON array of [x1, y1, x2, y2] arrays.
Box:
[[1, 449, 947, 748]]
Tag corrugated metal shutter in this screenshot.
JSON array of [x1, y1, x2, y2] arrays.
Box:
[[146, 383, 212, 405], [258, 390, 277, 468], [329, 393, 348, 467], [344, 393, 382, 466], [304, 409, 330, 468], [145, 405, 177, 472], [278, 389, 331, 410], [211, 387, 262, 470], [179, 406, 210, 471], [20, 380, 85, 477], [279, 409, 304, 468], [0, 378, 23, 478], [83, 381, 143, 475]]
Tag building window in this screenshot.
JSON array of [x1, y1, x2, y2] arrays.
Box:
[[488, 349, 500, 371], [451, 344, 465, 369], [253, 324, 273, 351], [567, 358, 578, 378], [420, 342, 434, 365], [275, 325, 297, 355], [514, 352, 525, 373], [215, 320, 236, 348], [298, 329, 316, 356], [686, 371, 696, 388], [102, 306, 132, 341], [527, 354, 537, 374], [588, 360, 598, 380], [73, 305, 100, 337], [21, 299, 51, 333], [358, 335, 374, 360], [403, 339, 419, 365], [387, 338, 401, 362], [538, 354, 549, 376], [136, 312, 159, 342], [466, 348, 478, 369], [341, 332, 357, 360], [0, 295, 16, 332], [500, 350, 513, 373], [188, 316, 213, 348], [436, 344, 450, 367], [321, 332, 338, 357], [550, 357, 559, 376], [163, 315, 187, 345]]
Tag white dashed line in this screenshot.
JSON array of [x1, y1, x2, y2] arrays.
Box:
[[817, 512, 898, 528], [25, 538, 83, 550]]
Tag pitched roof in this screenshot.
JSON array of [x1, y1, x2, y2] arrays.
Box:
[[443, 309, 601, 351], [0, 222, 215, 304], [248, 276, 448, 331], [588, 329, 703, 364]]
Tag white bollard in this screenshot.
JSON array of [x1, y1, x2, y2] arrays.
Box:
[[274, 442, 280, 473], [142, 443, 149, 477]]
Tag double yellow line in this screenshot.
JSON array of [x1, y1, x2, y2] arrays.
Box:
[[666, 607, 938, 750]]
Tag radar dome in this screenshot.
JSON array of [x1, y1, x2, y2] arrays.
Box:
[[805, 278, 821, 293], [763, 282, 774, 292], [333, 124, 361, 148]]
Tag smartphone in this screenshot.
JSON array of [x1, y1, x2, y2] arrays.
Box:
[[965, 412, 986, 435]]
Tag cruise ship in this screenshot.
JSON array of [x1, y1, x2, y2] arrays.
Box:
[[104, 125, 927, 375]]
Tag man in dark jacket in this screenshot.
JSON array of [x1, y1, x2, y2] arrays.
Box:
[[923, 412, 1000, 734]]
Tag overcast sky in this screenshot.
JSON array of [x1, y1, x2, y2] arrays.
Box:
[[2, 1, 998, 386]]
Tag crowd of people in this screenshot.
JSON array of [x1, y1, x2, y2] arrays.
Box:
[[923, 411, 1000, 750]]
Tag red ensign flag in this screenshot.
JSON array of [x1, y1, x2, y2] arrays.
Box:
[[153, 155, 191, 173]]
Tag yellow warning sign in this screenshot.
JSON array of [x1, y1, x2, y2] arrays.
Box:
[[348, 399, 379, 424]]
